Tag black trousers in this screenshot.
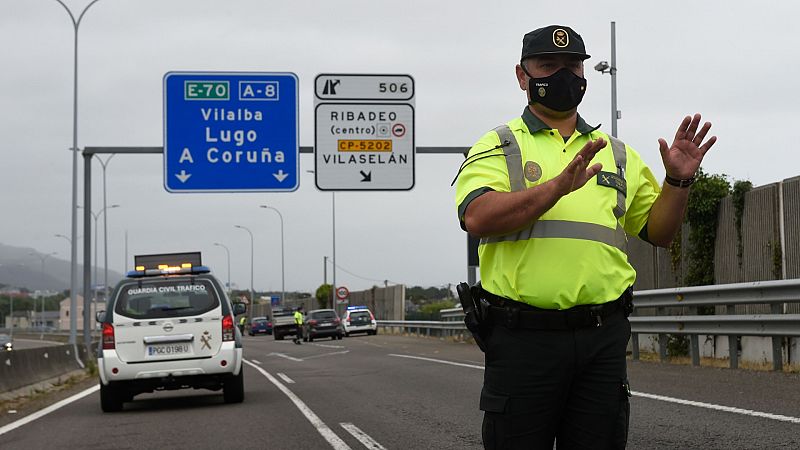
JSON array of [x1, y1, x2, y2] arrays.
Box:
[[481, 308, 631, 450]]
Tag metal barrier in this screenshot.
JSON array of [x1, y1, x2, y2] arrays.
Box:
[[378, 279, 800, 371]]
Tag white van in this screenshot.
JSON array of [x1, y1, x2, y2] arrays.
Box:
[[97, 252, 246, 412]]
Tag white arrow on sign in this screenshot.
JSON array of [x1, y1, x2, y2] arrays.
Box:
[[175, 170, 192, 183], [273, 170, 289, 182]]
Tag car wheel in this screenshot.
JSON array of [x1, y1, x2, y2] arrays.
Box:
[[303, 336, 308, 342], [308, 336, 314, 342], [223, 370, 244, 404], [337, 334, 343, 340], [274, 332, 283, 341], [100, 382, 124, 413], [344, 332, 349, 337]]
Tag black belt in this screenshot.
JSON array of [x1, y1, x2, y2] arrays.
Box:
[[484, 289, 632, 330]]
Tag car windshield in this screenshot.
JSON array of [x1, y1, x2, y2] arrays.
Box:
[[253, 318, 268, 324], [0, 334, 10, 344], [115, 279, 219, 319], [310, 311, 337, 320]]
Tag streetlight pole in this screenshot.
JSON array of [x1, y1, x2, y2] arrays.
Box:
[[82, 204, 119, 303], [29, 252, 57, 339], [593, 21, 620, 137], [213, 242, 231, 296], [306, 170, 337, 312], [54, 0, 103, 347], [234, 225, 254, 321], [259, 205, 285, 306], [95, 154, 115, 300]]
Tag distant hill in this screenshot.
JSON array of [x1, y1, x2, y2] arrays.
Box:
[[0, 242, 124, 291]]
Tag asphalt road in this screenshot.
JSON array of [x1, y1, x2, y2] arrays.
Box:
[[1, 333, 798, 449]]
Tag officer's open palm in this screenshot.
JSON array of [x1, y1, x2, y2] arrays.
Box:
[[658, 113, 717, 179], [556, 138, 605, 195]]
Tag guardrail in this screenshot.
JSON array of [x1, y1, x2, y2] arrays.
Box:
[[380, 279, 800, 371]]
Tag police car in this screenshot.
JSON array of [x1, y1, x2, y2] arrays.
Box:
[[96, 252, 246, 412], [341, 305, 377, 337]]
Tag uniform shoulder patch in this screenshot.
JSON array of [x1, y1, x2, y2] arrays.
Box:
[[524, 161, 542, 182]]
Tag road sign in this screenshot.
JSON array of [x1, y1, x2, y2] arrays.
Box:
[[336, 286, 350, 300], [314, 74, 415, 191], [163, 72, 299, 192]]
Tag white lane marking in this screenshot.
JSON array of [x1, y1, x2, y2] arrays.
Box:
[[632, 391, 800, 424], [251, 359, 262, 365], [0, 384, 100, 436], [244, 360, 350, 450], [388, 353, 485, 370], [340, 423, 387, 450], [390, 353, 800, 425], [277, 372, 295, 384], [269, 352, 304, 362], [312, 343, 345, 349], [303, 350, 350, 360]]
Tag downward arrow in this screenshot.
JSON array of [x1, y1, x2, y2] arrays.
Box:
[[175, 170, 192, 183], [360, 170, 372, 182], [273, 170, 289, 182]]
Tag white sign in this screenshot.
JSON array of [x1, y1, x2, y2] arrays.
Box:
[[314, 74, 415, 191], [336, 286, 350, 300]]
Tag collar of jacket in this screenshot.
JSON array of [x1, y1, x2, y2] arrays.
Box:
[[521, 107, 600, 136]]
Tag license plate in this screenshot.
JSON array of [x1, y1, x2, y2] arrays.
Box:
[[147, 343, 190, 356], [320, 322, 332, 326]]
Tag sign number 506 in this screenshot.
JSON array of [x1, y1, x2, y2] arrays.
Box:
[[378, 82, 408, 94]]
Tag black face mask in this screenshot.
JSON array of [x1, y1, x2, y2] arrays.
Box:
[[523, 66, 587, 112]]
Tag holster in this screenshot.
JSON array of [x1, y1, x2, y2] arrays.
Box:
[[457, 282, 490, 352]]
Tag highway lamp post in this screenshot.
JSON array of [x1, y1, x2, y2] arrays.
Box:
[[29, 252, 57, 338], [213, 242, 232, 296], [234, 225, 255, 321], [54, 0, 103, 346], [259, 205, 285, 306], [593, 21, 620, 137], [95, 154, 115, 300], [81, 204, 119, 303], [306, 170, 337, 313], [54, 233, 73, 332]]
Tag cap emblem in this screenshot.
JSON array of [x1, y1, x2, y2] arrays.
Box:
[[553, 29, 569, 48], [525, 161, 543, 182]]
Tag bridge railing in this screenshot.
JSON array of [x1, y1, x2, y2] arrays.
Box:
[[379, 279, 800, 371]]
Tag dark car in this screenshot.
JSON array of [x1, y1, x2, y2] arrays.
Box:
[[248, 317, 272, 336], [303, 309, 343, 342], [0, 334, 12, 351]]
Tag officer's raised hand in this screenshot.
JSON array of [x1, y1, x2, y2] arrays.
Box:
[[658, 113, 717, 180], [554, 137, 606, 195]]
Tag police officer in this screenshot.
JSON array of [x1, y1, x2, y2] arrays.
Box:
[[454, 25, 716, 449], [293, 305, 304, 345], [238, 315, 246, 334]]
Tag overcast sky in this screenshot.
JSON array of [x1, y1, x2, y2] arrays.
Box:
[[2, 0, 796, 295]]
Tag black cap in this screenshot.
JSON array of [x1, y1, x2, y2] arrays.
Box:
[[521, 25, 590, 61]]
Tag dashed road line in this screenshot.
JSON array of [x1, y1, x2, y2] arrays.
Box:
[[633, 391, 800, 424], [340, 423, 386, 450], [0, 385, 100, 436], [251, 359, 262, 365], [303, 350, 350, 360], [388, 353, 485, 370], [244, 360, 350, 449], [311, 343, 345, 349], [269, 352, 304, 362], [390, 353, 800, 425], [277, 372, 295, 384]]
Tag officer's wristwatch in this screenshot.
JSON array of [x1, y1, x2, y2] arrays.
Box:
[[664, 173, 695, 188]]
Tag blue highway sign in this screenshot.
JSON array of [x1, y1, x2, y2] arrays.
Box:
[[163, 72, 299, 192]]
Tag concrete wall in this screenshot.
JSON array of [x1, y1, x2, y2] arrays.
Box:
[[626, 176, 800, 366], [347, 285, 405, 320], [0, 344, 87, 393]]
